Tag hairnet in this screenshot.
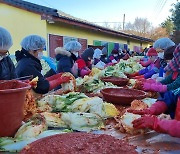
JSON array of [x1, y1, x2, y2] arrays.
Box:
[[21, 35, 46, 51], [102, 47, 108, 55], [93, 48, 102, 59], [0, 27, 13, 50], [153, 38, 175, 50], [64, 40, 82, 52]]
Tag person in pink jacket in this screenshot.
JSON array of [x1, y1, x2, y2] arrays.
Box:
[[128, 87, 180, 137]]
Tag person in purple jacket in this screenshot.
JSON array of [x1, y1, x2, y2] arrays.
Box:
[[143, 44, 180, 92], [129, 48, 160, 79]]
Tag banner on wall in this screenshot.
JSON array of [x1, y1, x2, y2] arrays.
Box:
[[93, 40, 129, 55]]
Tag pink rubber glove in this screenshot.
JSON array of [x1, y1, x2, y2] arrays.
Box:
[[146, 79, 157, 84], [143, 82, 167, 92], [154, 119, 180, 137], [80, 68, 91, 77], [128, 101, 168, 115]]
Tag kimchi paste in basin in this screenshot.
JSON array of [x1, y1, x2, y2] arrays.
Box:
[[20, 132, 137, 154]]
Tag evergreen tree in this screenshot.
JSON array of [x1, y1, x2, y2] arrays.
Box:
[[171, 1, 180, 30]]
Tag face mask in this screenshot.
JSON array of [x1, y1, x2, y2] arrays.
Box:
[[158, 52, 164, 59], [38, 52, 43, 60], [113, 54, 118, 57], [73, 52, 79, 58]]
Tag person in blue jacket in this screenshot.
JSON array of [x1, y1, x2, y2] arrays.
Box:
[[15, 35, 70, 94], [0, 27, 17, 80]]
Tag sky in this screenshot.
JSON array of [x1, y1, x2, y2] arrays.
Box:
[[24, 0, 178, 27]]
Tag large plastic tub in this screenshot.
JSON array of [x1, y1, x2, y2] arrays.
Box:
[[0, 80, 31, 137], [101, 88, 146, 105]]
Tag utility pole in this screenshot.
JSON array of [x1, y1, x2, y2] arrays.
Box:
[[123, 14, 125, 30]]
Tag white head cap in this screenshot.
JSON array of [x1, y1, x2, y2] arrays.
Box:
[[153, 37, 175, 50], [93, 48, 102, 59], [64, 40, 82, 52], [0, 27, 13, 51], [21, 35, 46, 51]]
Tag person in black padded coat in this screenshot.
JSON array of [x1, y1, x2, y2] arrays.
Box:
[[0, 26, 17, 80], [15, 35, 70, 94]]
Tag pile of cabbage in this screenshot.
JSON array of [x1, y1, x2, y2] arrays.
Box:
[[0, 92, 119, 152], [105, 58, 143, 76]]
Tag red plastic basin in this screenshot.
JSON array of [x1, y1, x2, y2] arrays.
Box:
[[101, 88, 146, 105], [0, 80, 31, 137], [101, 77, 129, 86]]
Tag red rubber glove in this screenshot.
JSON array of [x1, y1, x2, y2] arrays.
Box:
[[133, 115, 180, 137], [132, 115, 158, 130], [46, 73, 63, 81], [127, 101, 168, 115], [132, 75, 145, 79], [143, 82, 167, 92], [128, 72, 140, 78], [49, 76, 71, 90]]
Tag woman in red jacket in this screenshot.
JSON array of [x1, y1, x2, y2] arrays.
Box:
[[76, 47, 94, 77]]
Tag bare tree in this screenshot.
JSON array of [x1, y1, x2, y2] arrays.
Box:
[[124, 17, 152, 37], [123, 17, 169, 40], [149, 27, 168, 40], [103, 22, 111, 28], [113, 23, 122, 31]]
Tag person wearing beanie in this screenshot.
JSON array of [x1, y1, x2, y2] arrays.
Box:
[[107, 49, 119, 64], [143, 44, 180, 92], [15, 35, 70, 94], [128, 87, 180, 138], [0, 27, 17, 80], [122, 49, 130, 60], [76, 47, 94, 77], [129, 48, 160, 79]]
